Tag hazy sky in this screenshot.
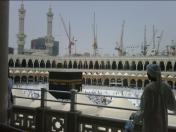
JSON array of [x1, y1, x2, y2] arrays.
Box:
[[9, 1, 176, 56]]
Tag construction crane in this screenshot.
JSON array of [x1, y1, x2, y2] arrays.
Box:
[[115, 20, 125, 56], [59, 14, 75, 56], [142, 25, 151, 56], [156, 30, 164, 55], [92, 12, 98, 56]]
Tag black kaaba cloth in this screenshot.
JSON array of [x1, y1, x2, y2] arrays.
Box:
[[49, 71, 82, 99]]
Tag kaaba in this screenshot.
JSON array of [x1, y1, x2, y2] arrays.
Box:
[[49, 71, 82, 99]]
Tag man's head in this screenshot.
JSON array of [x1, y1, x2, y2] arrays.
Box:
[[146, 64, 161, 81]]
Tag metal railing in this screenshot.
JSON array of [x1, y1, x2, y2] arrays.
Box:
[[10, 87, 176, 132]]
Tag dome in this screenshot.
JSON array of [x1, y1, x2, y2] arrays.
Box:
[[35, 70, 39, 74], [161, 74, 165, 78], [111, 72, 115, 75], [124, 73, 128, 76], [82, 72, 86, 75], [131, 74, 136, 76], [137, 74, 142, 77], [28, 70, 33, 74], [93, 73, 97, 75], [168, 75, 173, 78], [14, 70, 20, 74], [88, 72, 92, 75], [99, 73, 103, 76], [22, 70, 27, 74], [9, 70, 13, 74], [105, 72, 110, 75], [117, 72, 122, 76], [45, 71, 49, 74]]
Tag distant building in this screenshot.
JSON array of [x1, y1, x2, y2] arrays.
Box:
[[31, 37, 59, 56], [8, 47, 14, 54], [53, 41, 59, 56]]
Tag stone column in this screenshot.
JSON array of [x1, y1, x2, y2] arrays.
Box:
[[0, 1, 9, 123], [135, 79, 137, 88], [142, 80, 145, 89]]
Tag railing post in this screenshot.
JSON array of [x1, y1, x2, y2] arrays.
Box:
[[66, 85, 80, 132], [0, 1, 9, 124], [36, 88, 47, 132], [70, 88, 77, 112], [41, 88, 47, 108]]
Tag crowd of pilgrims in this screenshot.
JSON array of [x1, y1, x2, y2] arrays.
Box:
[[14, 83, 48, 99], [82, 85, 143, 107], [14, 83, 144, 107]]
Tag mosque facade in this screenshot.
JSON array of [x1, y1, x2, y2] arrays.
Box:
[[9, 2, 176, 89]]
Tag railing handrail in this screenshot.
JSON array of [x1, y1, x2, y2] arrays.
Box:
[[12, 87, 176, 115]]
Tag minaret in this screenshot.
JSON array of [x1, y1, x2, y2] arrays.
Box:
[[92, 12, 98, 56], [143, 25, 147, 56], [17, 0, 26, 54], [45, 6, 54, 56]]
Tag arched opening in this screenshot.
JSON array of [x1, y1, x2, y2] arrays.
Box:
[[68, 61, 72, 68], [174, 62, 176, 71], [21, 59, 26, 67], [144, 61, 149, 70], [152, 61, 156, 64], [84, 61, 88, 69], [89, 61, 93, 69], [21, 76, 27, 83], [82, 78, 85, 84], [100, 61, 105, 69], [112, 61, 117, 70], [78, 61, 82, 69], [44, 77, 48, 83], [160, 61, 165, 71], [98, 79, 102, 85], [73, 61, 77, 68], [94, 61, 99, 69], [14, 76, 20, 84], [167, 81, 173, 89], [144, 80, 149, 87], [35, 76, 38, 83], [8, 59, 14, 67], [124, 61, 129, 70], [118, 61, 123, 70], [40, 60, 45, 68], [106, 61, 110, 69], [15, 59, 20, 67], [57, 63, 62, 68], [137, 79, 142, 88], [117, 79, 122, 87], [137, 61, 143, 71], [92, 79, 97, 85], [28, 59, 33, 68], [130, 61, 136, 70], [123, 79, 128, 87], [52, 61, 56, 68], [34, 60, 39, 68], [28, 76, 34, 83], [86, 78, 91, 85], [46, 60, 51, 68], [166, 61, 172, 71], [39, 76, 44, 83], [104, 78, 109, 86], [130, 79, 136, 88], [110, 78, 115, 86], [64, 61, 67, 68]]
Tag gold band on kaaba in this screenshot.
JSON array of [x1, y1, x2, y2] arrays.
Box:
[[49, 79, 82, 85]]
